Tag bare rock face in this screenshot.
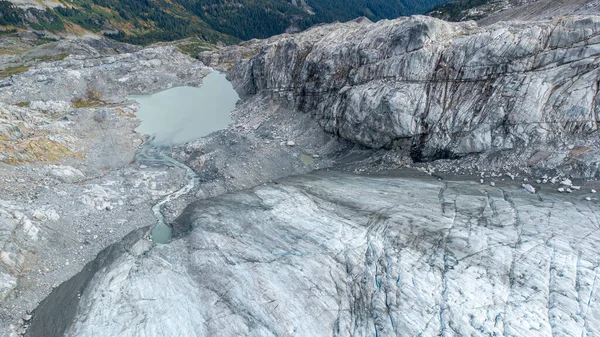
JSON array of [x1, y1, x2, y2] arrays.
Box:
[[441, 0, 600, 26], [227, 15, 599, 170], [48, 166, 85, 184], [0, 37, 139, 75]]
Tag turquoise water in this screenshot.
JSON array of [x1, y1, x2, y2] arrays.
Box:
[[130, 72, 238, 243], [129, 71, 239, 145], [138, 144, 199, 244]]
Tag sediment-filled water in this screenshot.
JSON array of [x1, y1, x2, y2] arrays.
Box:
[[129, 71, 239, 146]]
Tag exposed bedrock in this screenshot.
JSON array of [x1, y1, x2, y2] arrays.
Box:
[[218, 15, 600, 167], [1, 45, 210, 106]]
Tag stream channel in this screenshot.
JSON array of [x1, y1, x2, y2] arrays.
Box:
[[128, 71, 239, 243]]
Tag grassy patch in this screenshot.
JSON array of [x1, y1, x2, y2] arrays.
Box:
[[429, 0, 492, 20], [175, 38, 217, 57], [15, 101, 30, 107], [33, 36, 60, 46], [35, 53, 69, 62], [0, 65, 30, 78], [0, 48, 26, 56], [0, 137, 72, 164], [0, 28, 18, 36], [116, 108, 136, 118], [72, 98, 104, 108], [72, 89, 105, 108]]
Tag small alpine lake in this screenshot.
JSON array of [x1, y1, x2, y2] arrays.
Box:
[[129, 71, 239, 145]]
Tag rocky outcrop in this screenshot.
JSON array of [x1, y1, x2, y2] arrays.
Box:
[[0, 36, 139, 75], [478, 0, 600, 25], [33, 171, 600, 336], [224, 15, 599, 169], [1, 45, 210, 106], [429, 0, 600, 25]]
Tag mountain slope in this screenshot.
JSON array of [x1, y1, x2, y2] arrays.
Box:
[[429, 0, 600, 24], [0, 0, 454, 44]]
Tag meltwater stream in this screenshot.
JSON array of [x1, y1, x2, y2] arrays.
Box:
[[134, 145, 199, 243], [129, 72, 239, 243]]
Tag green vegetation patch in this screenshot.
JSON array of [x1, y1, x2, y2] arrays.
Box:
[[0, 1, 65, 32], [0, 65, 30, 78], [35, 53, 69, 62], [429, 0, 491, 20], [0, 28, 18, 36], [0, 0, 455, 46], [72, 89, 105, 108], [0, 48, 26, 56], [174, 38, 217, 57]]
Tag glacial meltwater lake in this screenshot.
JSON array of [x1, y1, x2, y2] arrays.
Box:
[[129, 71, 239, 243], [129, 71, 239, 145]]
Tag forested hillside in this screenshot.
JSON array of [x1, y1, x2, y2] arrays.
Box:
[[0, 0, 453, 45], [305, 0, 454, 23]]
